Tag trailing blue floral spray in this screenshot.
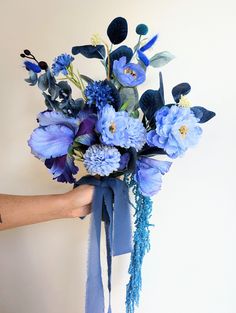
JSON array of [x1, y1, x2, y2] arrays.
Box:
[[125, 174, 153, 313]]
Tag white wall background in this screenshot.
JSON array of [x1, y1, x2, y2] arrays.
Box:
[[0, 0, 235, 313]]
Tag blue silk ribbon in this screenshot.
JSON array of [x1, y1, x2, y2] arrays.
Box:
[[74, 175, 132, 313]]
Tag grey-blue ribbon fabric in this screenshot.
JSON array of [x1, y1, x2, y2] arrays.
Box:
[[74, 175, 132, 313]]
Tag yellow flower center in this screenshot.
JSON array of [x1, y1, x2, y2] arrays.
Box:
[[109, 122, 116, 133], [179, 125, 188, 138], [179, 95, 191, 108], [124, 67, 137, 78], [91, 33, 102, 46]]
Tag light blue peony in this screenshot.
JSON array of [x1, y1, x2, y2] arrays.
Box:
[[147, 105, 202, 158]]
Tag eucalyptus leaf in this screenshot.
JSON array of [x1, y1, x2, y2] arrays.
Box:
[[149, 51, 175, 68], [119, 101, 130, 111], [119, 87, 139, 112], [130, 110, 139, 118], [80, 74, 94, 84]]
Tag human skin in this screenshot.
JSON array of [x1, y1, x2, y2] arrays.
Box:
[[0, 184, 94, 231]]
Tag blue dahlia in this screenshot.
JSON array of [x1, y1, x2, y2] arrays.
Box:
[[134, 157, 172, 196], [147, 105, 202, 158], [113, 56, 146, 87], [83, 144, 121, 176], [52, 53, 74, 76], [85, 80, 114, 110]]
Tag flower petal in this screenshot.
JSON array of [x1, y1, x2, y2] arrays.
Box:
[[45, 155, 78, 183], [28, 124, 74, 159], [140, 34, 158, 52], [37, 110, 79, 132]]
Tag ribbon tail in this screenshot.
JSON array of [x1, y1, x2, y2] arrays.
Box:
[[85, 187, 105, 313], [104, 191, 114, 313], [112, 180, 132, 256]]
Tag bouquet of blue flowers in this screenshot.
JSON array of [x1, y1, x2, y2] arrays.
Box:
[[20, 17, 215, 313]]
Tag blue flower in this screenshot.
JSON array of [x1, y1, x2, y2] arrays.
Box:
[[113, 56, 146, 87], [147, 105, 202, 158], [96, 104, 129, 147], [28, 110, 88, 183], [52, 53, 74, 76], [83, 144, 121, 176], [134, 157, 172, 196], [85, 80, 114, 110], [96, 104, 146, 151], [45, 155, 78, 184], [126, 116, 146, 151], [24, 61, 41, 73]]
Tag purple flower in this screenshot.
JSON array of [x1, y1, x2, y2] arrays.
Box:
[[113, 56, 146, 87], [45, 155, 78, 184], [134, 157, 172, 196], [147, 105, 202, 158], [52, 53, 74, 76], [83, 144, 121, 176]]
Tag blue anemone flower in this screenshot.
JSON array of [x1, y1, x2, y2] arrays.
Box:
[[147, 105, 202, 158], [113, 56, 146, 87], [83, 144, 121, 176], [134, 157, 172, 196], [52, 53, 74, 76]]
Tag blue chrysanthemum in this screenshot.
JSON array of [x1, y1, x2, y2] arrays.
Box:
[[52, 53, 74, 76], [83, 144, 121, 176], [147, 105, 202, 158], [126, 117, 146, 151], [85, 81, 114, 110]]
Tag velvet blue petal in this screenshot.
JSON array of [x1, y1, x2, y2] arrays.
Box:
[[137, 50, 150, 66], [140, 34, 158, 52], [72, 45, 105, 59], [28, 124, 74, 159], [45, 155, 78, 183], [139, 72, 165, 126], [172, 83, 191, 103], [107, 17, 128, 44], [37, 110, 79, 132], [191, 106, 216, 123]]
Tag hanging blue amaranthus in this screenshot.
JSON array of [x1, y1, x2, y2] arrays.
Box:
[[125, 174, 153, 313]]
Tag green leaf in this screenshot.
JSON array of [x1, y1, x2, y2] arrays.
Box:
[[130, 109, 139, 118], [119, 87, 139, 113], [149, 51, 175, 68], [119, 101, 130, 111]]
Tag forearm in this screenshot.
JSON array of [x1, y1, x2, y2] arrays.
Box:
[[0, 185, 94, 231], [0, 193, 68, 231]]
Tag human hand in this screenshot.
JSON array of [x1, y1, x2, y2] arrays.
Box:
[[64, 185, 94, 218]]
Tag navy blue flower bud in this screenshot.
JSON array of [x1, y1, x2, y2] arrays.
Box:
[[24, 49, 31, 55], [136, 24, 148, 35]]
